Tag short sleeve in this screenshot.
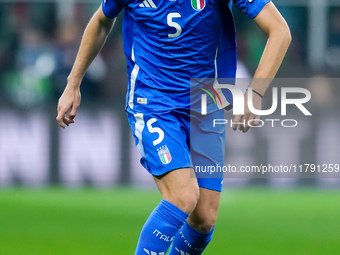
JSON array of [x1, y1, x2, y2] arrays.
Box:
[[233, 0, 271, 19], [102, 0, 125, 19]]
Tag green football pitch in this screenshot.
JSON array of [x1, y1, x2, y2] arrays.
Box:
[[0, 188, 339, 255]]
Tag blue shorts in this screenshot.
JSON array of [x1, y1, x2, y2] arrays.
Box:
[[127, 108, 226, 192]]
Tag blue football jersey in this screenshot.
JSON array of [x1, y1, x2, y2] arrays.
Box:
[[102, 0, 270, 113]]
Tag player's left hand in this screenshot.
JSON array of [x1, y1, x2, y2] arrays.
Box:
[[232, 92, 262, 133]]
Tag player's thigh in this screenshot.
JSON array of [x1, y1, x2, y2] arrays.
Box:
[[190, 109, 226, 192]]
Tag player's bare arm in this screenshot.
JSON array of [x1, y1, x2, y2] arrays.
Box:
[[56, 6, 115, 128], [233, 2, 291, 133]]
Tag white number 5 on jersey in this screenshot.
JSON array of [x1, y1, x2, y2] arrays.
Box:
[[167, 13, 182, 38], [147, 118, 164, 146]]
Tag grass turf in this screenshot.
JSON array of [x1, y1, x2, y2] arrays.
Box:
[[0, 188, 339, 255]]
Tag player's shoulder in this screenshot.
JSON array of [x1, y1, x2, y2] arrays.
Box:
[[102, 0, 132, 19], [104, 0, 143, 7], [233, 0, 271, 19]]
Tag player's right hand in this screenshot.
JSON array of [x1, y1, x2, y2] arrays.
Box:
[[232, 91, 262, 133], [56, 85, 81, 128]]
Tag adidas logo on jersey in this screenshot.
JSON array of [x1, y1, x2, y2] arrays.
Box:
[[139, 0, 157, 8], [175, 248, 191, 255], [143, 248, 164, 255]]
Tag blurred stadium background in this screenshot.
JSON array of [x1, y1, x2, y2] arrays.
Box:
[[0, 0, 340, 254]]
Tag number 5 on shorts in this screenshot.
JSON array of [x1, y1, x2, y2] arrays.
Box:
[[147, 118, 165, 146]]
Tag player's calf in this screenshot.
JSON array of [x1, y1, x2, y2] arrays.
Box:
[[134, 199, 189, 255]]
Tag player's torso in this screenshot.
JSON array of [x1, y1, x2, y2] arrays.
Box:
[[128, 0, 221, 43], [122, 0, 234, 111], [124, 0, 230, 72]]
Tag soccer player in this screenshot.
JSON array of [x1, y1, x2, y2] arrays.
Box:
[[56, 0, 290, 254]]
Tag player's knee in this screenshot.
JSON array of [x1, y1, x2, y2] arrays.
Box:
[[189, 212, 217, 233], [175, 185, 199, 214], [198, 217, 216, 233]]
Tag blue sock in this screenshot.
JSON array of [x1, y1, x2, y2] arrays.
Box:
[[134, 199, 188, 255], [168, 221, 214, 255]]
